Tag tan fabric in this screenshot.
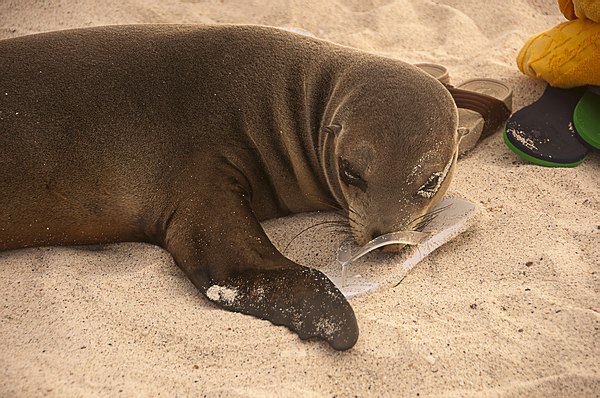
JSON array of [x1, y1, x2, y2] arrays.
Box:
[[559, 0, 578, 20], [518, 1, 600, 87], [517, 19, 600, 87], [559, 0, 600, 22]]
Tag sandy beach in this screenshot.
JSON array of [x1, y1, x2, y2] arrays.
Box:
[[1, 0, 598, 396]]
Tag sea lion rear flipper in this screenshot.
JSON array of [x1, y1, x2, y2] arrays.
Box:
[[162, 187, 359, 350]]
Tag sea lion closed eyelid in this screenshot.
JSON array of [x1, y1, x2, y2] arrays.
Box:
[[416, 151, 455, 198], [417, 173, 443, 198], [339, 157, 368, 192]]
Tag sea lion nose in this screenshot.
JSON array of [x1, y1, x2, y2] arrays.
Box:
[[370, 228, 381, 241]]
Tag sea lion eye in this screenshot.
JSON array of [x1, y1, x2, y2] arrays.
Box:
[[339, 158, 367, 192], [416, 151, 455, 199], [417, 172, 443, 198]]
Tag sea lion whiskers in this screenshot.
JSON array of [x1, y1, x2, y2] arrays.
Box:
[[303, 192, 344, 212], [347, 206, 360, 217], [282, 219, 352, 254], [409, 204, 450, 232], [290, 193, 371, 253], [347, 208, 370, 244]]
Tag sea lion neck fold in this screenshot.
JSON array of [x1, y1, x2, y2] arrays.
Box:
[[193, 25, 346, 218]]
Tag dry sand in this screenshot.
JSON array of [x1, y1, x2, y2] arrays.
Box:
[[1, 1, 598, 396]]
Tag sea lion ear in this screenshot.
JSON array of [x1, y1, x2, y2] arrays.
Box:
[[323, 124, 342, 136], [457, 127, 469, 143]]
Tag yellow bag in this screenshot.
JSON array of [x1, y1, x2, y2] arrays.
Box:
[[559, 0, 600, 22], [517, 16, 600, 87]]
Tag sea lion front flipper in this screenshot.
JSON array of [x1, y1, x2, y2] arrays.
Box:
[[210, 264, 359, 350], [162, 184, 359, 350]]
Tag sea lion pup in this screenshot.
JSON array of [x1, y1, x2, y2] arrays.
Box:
[[0, 25, 459, 350]]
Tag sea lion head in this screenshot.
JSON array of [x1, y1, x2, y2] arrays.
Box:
[[321, 63, 459, 246]]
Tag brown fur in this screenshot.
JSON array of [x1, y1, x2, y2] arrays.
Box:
[[0, 25, 457, 349]]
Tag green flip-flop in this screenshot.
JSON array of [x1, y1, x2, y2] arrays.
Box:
[[574, 86, 600, 151], [504, 85, 589, 167]]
